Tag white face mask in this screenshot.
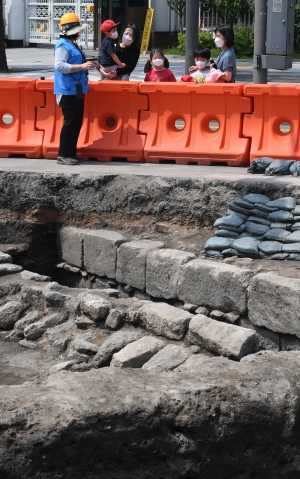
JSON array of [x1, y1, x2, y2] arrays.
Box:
[[152, 58, 164, 67], [122, 34, 133, 45], [215, 37, 224, 48], [110, 31, 118, 40], [196, 60, 207, 69]]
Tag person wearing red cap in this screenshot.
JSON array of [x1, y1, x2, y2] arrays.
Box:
[[99, 19, 126, 80]]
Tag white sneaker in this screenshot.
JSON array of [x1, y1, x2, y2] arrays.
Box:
[[57, 156, 79, 165]]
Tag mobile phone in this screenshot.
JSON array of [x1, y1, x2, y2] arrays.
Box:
[[210, 59, 217, 69], [76, 83, 83, 99]]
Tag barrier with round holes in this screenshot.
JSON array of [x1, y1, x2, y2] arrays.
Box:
[[138, 82, 253, 166], [0, 78, 45, 158], [77, 81, 148, 162], [243, 84, 300, 162]]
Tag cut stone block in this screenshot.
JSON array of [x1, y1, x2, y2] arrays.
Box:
[[248, 272, 300, 338], [146, 248, 195, 299], [189, 315, 258, 360], [60, 226, 85, 268], [177, 259, 253, 315], [116, 240, 165, 290], [91, 330, 145, 367], [0, 301, 25, 330], [110, 336, 166, 368], [142, 344, 190, 371], [138, 302, 192, 340], [83, 229, 127, 279], [79, 294, 112, 321]]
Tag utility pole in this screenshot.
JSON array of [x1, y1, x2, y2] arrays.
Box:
[[253, 0, 267, 83], [185, 0, 199, 74]]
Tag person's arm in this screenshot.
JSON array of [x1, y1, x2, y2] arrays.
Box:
[[219, 70, 232, 82], [99, 66, 116, 79], [116, 47, 140, 76], [110, 52, 126, 69], [216, 51, 235, 82], [55, 46, 96, 73]]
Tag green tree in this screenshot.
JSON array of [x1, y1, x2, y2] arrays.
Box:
[[0, 0, 8, 71], [167, 0, 186, 34], [212, 0, 250, 25]]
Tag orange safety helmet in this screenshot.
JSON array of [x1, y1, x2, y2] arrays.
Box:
[[59, 12, 87, 36]]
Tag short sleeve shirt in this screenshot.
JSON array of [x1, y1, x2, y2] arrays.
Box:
[[216, 47, 236, 82], [100, 37, 116, 67], [144, 68, 177, 82]]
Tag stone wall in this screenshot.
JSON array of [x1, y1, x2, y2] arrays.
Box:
[[60, 225, 300, 344]]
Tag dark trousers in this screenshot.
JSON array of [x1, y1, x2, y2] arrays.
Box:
[[58, 95, 84, 158]]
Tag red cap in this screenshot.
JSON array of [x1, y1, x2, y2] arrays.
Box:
[[100, 19, 120, 33]]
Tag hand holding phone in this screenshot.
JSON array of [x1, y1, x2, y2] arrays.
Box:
[[210, 59, 217, 69]]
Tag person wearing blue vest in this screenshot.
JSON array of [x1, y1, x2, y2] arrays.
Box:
[[54, 13, 98, 165]]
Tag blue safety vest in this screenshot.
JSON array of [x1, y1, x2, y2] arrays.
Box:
[[54, 38, 89, 95]]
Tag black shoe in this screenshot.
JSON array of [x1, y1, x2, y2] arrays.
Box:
[[72, 155, 85, 161]]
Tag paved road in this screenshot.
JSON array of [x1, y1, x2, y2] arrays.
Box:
[[1, 47, 300, 83]]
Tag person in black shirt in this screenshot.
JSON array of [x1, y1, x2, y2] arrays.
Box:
[[99, 23, 140, 81]]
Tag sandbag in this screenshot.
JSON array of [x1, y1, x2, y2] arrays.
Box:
[[248, 216, 271, 226], [232, 237, 260, 254], [243, 193, 270, 204], [214, 213, 245, 229], [266, 197, 296, 211], [245, 221, 270, 236], [254, 203, 278, 213], [222, 248, 246, 257], [282, 243, 300, 253], [263, 228, 290, 242], [214, 229, 240, 238], [285, 231, 300, 243], [291, 223, 300, 231], [204, 237, 233, 251], [289, 253, 300, 260], [205, 249, 223, 258], [247, 157, 274, 174], [289, 162, 300, 177], [269, 253, 289, 260], [269, 210, 294, 222], [265, 159, 295, 176], [258, 241, 282, 254]]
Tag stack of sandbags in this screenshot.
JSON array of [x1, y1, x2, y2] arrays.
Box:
[[203, 194, 300, 260]]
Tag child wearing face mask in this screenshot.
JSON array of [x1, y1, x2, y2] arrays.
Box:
[[144, 48, 177, 82], [99, 20, 126, 80], [181, 47, 211, 83]]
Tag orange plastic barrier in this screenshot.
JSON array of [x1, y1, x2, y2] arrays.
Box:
[[36, 80, 148, 162], [78, 81, 148, 162], [138, 82, 253, 166], [243, 84, 300, 161], [35, 79, 63, 159], [0, 78, 44, 158]]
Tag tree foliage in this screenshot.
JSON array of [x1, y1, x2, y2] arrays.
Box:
[[167, 0, 186, 34], [212, 0, 250, 25], [0, 1, 8, 71]]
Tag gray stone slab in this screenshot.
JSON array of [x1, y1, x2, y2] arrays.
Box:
[[79, 293, 112, 321], [0, 264, 22, 276], [45, 291, 73, 307], [104, 309, 125, 330], [14, 310, 40, 333], [0, 301, 25, 329], [110, 336, 166, 368], [248, 272, 300, 337], [83, 229, 127, 279], [0, 253, 12, 263], [188, 315, 258, 360], [138, 302, 192, 340], [20, 270, 50, 282], [23, 312, 68, 341], [177, 259, 253, 315], [91, 330, 145, 367], [116, 240, 165, 290], [73, 338, 99, 356], [142, 344, 190, 371], [60, 226, 85, 268], [146, 248, 195, 299]]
